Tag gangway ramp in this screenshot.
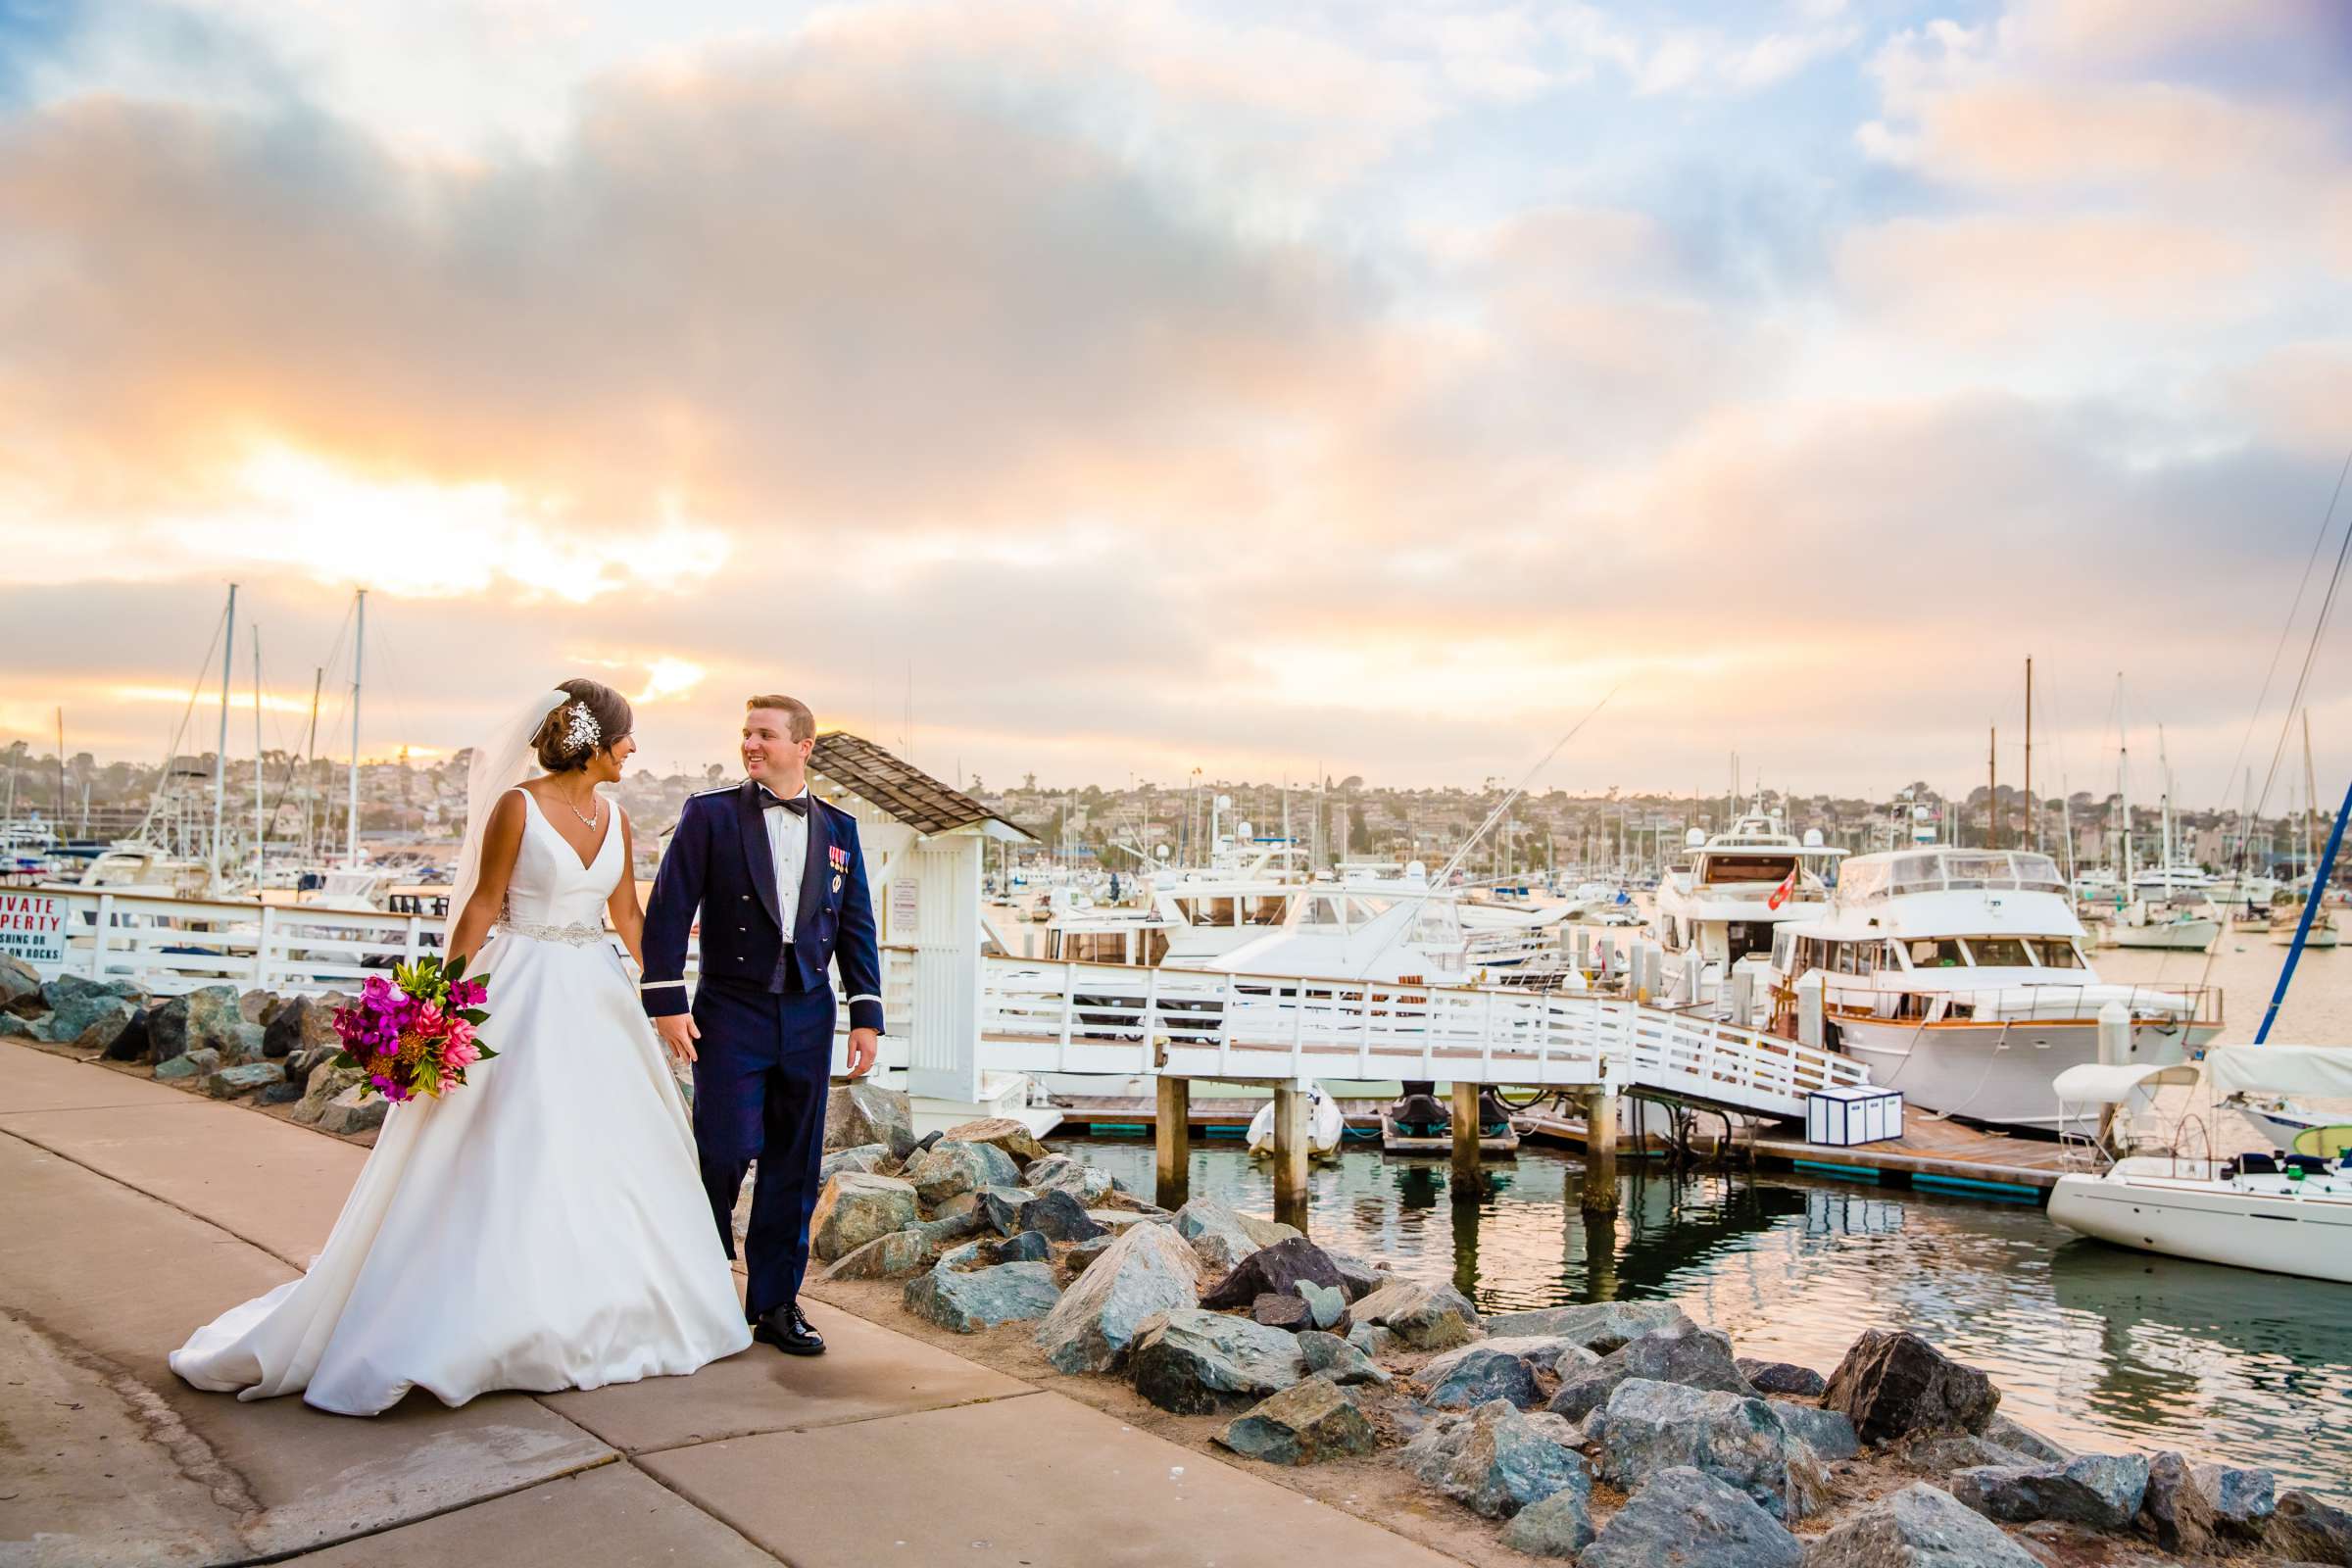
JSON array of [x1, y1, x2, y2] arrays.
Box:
[[977, 955, 1869, 1123]]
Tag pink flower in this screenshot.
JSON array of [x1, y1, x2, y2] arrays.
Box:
[[442, 1038, 480, 1072]]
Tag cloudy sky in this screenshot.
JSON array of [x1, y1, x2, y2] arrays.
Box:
[[4, 0, 2348, 806]]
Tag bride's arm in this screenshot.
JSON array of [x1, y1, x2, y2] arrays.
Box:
[[608, 808, 647, 971], [447, 792, 527, 967]]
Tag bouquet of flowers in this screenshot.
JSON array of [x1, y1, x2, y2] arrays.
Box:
[[328, 955, 496, 1103]]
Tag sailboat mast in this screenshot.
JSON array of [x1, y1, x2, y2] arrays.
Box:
[[1987, 725, 1997, 851], [302, 667, 323, 858], [252, 628, 265, 884], [2304, 709, 2322, 866], [2024, 657, 2034, 850], [214, 583, 237, 889], [347, 589, 365, 868], [2117, 675, 2133, 886]]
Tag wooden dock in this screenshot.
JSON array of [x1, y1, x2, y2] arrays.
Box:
[[1043, 1093, 2068, 1198]]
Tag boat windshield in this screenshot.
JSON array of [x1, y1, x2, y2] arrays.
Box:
[[1852, 851, 2071, 900], [2030, 938, 2084, 968], [1906, 937, 1969, 968], [1966, 936, 2034, 966], [1701, 854, 1796, 886]]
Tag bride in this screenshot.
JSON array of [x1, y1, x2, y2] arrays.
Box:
[[171, 681, 752, 1415]]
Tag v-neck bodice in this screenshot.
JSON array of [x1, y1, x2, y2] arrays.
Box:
[[505, 789, 622, 929]]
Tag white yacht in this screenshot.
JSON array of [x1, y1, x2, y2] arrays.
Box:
[[2111, 900, 2221, 952], [1764, 845, 2221, 1133], [1652, 806, 1844, 1007], [1205, 869, 1582, 989]]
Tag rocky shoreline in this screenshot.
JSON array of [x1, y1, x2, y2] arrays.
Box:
[[812, 1082, 2352, 1568], [13, 967, 2348, 1567]]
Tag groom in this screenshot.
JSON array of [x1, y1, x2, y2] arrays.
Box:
[[641, 695, 884, 1355]]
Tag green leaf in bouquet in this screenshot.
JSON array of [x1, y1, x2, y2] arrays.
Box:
[[459, 1008, 489, 1025], [473, 1043, 501, 1062], [445, 953, 467, 982]]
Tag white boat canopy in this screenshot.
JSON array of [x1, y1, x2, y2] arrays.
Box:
[[2052, 1062, 2203, 1105], [2203, 1045, 2352, 1100]]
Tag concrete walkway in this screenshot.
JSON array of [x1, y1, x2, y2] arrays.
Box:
[[0, 1044, 1457, 1568]]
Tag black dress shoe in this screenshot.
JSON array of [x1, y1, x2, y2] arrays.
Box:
[[753, 1301, 825, 1356]]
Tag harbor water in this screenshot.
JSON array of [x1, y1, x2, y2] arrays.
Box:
[[1069, 1138, 2352, 1496]]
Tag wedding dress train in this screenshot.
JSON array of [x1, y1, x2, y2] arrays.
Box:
[[171, 790, 752, 1415]]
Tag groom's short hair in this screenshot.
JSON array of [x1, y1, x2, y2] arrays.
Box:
[[746, 694, 815, 743]]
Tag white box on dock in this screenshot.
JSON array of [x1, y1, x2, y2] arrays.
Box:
[[1806, 1086, 1903, 1147]]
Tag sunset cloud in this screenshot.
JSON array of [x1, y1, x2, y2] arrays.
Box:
[[3, 0, 2347, 799]]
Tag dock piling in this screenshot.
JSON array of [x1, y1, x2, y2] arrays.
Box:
[[1450, 1079, 1482, 1190], [1271, 1083, 1309, 1233], [1580, 1087, 1620, 1212], [1154, 1077, 1191, 1210]]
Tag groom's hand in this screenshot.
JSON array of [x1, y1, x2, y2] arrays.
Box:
[[845, 1027, 879, 1078], [656, 1012, 700, 1066]]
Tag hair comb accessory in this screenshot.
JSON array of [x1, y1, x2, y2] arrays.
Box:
[[564, 701, 602, 756]]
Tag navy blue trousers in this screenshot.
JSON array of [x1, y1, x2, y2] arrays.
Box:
[[690, 978, 835, 1321]]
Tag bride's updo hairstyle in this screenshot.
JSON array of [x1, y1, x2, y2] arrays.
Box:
[[531, 678, 633, 772]]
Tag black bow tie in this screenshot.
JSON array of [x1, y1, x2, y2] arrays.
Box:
[[760, 790, 808, 816]]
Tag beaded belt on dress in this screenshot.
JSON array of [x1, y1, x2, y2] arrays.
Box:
[[497, 918, 607, 947]]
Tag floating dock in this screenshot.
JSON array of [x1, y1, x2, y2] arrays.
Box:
[[1046, 1093, 2063, 1198]]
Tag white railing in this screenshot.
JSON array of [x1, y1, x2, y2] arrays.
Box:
[[27, 889, 919, 1061], [977, 955, 1870, 1119]]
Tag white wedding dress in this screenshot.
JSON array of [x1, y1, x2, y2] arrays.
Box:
[[171, 789, 752, 1415]]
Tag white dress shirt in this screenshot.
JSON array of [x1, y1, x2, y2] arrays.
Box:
[[761, 785, 810, 933]]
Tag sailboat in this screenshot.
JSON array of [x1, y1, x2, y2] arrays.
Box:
[[2272, 711, 2340, 948]]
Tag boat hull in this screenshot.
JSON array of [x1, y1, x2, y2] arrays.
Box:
[[1246, 1092, 1346, 1157], [2049, 1172, 2352, 1284], [1831, 1017, 2195, 1133], [2113, 920, 2218, 952]]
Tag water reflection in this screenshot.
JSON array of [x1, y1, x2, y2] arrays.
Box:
[[1069, 1138, 2352, 1495]]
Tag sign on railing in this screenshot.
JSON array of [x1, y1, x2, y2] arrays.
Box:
[[0, 892, 68, 966]]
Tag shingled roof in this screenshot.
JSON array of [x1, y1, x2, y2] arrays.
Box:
[[810, 731, 1031, 840]]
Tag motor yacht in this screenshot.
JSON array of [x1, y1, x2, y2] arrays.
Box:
[[1652, 806, 1843, 1008], [1763, 845, 2221, 1132]]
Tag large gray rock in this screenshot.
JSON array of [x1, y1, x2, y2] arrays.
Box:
[[1582, 1465, 1801, 1568], [1589, 1378, 1830, 1521], [1013, 1189, 1105, 1244], [823, 1229, 936, 1280], [905, 1209, 986, 1252], [1021, 1152, 1114, 1202], [1128, 1308, 1307, 1415], [2197, 1460, 2275, 1541], [902, 1260, 1061, 1332], [1349, 1278, 1481, 1350], [817, 1142, 896, 1185], [1484, 1300, 1692, 1352], [1033, 1220, 1201, 1374], [261, 994, 343, 1059], [902, 1139, 1022, 1206], [1420, 1344, 1544, 1410], [1498, 1473, 1595, 1558], [1200, 1237, 1348, 1310], [1215, 1376, 1377, 1465], [204, 1061, 284, 1098], [1323, 1250, 1386, 1300], [1740, 1357, 1829, 1398], [937, 1116, 1048, 1167], [1803, 1481, 2041, 1568], [2270, 1489, 2352, 1566], [1171, 1198, 1270, 1275], [1771, 1402, 1859, 1462], [155, 1047, 220, 1081], [808, 1172, 920, 1262], [976, 1186, 1041, 1235], [51, 996, 137, 1051], [1400, 1398, 1590, 1520], [1298, 1329, 1389, 1386], [1297, 1279, 1348, 1331], [315, 1084, 388, 1135], [1949, 1453, 2148, 1533], [1824, 1330, 2000, 1445], [0, 954, 40, 1009], [824, 1081, 915, 1158], [1549, 1322, 1753, 1420], [148, 985, 255, 1063], [1980, 1413, 2071, 1463], [293, 1058, 364, 1125]]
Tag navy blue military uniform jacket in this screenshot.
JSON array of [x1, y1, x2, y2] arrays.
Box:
[[639, 780, 885, 1035]]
